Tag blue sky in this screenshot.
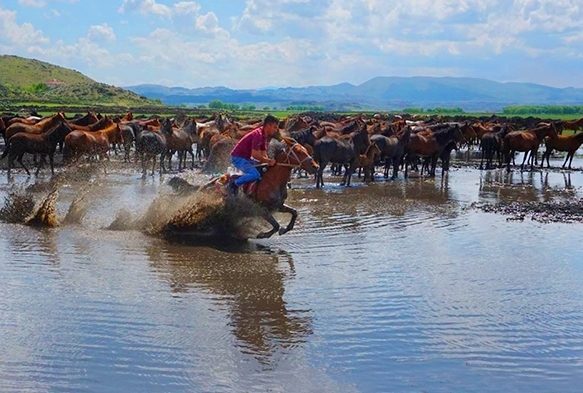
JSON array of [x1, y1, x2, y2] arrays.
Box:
[[1, 0, 583, 89]]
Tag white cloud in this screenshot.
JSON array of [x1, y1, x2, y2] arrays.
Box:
[[0, 7, 50, 46], [18, 0, 46, 7], [87, 23, 116, 42], [174, 1, 200, 15], [118, 0, 172, 18]]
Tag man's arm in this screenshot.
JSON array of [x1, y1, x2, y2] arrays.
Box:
[[251, 149, 276, 166]]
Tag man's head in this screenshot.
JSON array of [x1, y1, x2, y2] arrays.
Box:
[[263, 114, 280, 138]]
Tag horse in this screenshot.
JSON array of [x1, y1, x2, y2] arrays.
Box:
[[202, 138, 319, 239], [63, 122, 122, 163], [371, 126, 411, 179], [354, 142, 382, 182], [3, 112, 67, 152], [503, 123, 558, 171], [313, 123, 369, 188], [479, 125, 510, 169], [67, 111, 100, 126], [561, 117, 583, 134], [405, 123, 463, 177], [540, 132, 583, 169], [159, 117, 196, 171], [135, 128, 168, 177], [1, 121, 73, 177]]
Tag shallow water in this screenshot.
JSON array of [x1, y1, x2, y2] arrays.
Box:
[[1, 153, 583, 393]]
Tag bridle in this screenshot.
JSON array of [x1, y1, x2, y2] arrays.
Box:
[[275, 142, 314, 168]]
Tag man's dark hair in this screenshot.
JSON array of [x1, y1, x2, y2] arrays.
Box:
[[263, 114, 279, 126]]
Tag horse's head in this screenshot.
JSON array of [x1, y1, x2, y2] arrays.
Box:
[[281, 137, 319, 175]]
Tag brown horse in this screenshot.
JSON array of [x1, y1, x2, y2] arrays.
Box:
[[203, 138, 319, 239], [159, 117, 196, 170], [68, 111, 100, 126], [540, 132, 583, 169], [63, 122, 122, 162], [405, 123, 463, 177], [3, 112, 67, 149], [561, 116, 583, 133], [1, 121, 73, 176], [503, 123, 558, 171], [354, 142, 382, 182]]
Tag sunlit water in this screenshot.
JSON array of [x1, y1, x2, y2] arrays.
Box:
[[1, 152, 583, 393]]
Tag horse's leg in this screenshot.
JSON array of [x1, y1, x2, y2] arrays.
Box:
[[257, 209, 280, 239], [189, 150, 195, 169], [17, 153, 31, 176], [520, 150, 530, 171], [277, 204, 298, 236]]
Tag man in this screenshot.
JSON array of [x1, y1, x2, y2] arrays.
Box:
[[229, 114, 280, 194]]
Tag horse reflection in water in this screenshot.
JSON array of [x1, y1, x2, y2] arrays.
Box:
[[479, 170, 577, 203], [147, 243, 312, 366]]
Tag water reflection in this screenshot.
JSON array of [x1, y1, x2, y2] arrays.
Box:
[[479, 170, 580, 203], [146, 243, 312, 366]]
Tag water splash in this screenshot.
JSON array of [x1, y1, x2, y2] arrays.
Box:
[[26, 183, 60, 227], [0, 188, 35, 223]]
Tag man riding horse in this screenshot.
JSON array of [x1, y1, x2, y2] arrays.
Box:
[[228, 114, 280, 195]]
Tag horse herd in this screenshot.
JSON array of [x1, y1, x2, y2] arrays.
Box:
[[1, 110, 583, 185]]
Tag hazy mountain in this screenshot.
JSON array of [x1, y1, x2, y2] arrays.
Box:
[[125, 77, 583, 111]]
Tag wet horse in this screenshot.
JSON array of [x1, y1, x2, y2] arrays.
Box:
[[1, 121, 73, 177], [405, 123, 464, 177], [204, 138, 319, 238], [313, 123, 369, 188], [540, 132, 583, 169], [503, 123, 558, 171], [3, 112, 67, 152]]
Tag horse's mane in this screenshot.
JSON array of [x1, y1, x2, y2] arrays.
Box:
[[268, 139, 286, 158]]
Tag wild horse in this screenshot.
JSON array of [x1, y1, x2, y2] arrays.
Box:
[[503, 123, 558, 171], [540, 132, 583, 170], [313, 123, 369, 188], [202, 138, 319, 238], [1, 121, 73, 177], [405, 123, 464, 177]]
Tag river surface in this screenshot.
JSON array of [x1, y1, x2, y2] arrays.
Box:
[[1, 152, 583, 393]]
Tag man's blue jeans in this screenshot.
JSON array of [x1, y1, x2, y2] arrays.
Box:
[[231, 156, 261, 186]]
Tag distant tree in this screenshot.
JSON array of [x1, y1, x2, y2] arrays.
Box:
[[208, 100, 224, 109]]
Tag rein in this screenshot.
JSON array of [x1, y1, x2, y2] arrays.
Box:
[[275, 143, 312, 168]]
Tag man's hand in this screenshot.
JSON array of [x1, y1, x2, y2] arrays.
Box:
[[268, 158, 276, 166]]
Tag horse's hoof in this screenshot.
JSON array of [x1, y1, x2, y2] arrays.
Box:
[[278, 228, 288, 236]]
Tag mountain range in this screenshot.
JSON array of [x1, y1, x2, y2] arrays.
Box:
[[125, 76, 583, 112]]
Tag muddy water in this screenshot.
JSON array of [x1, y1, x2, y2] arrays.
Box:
[[1, 154, 583, 393]]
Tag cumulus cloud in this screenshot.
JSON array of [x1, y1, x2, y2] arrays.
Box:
[[174, 1, 200, 15], [118, 0, 172, 18], [0, 7, 50, 46], [87, 23, 116, 42]]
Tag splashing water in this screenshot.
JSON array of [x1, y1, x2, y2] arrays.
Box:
[[135, 190, 265, 241], [26, 183, 60, 227], [0, 189, 35, 223]]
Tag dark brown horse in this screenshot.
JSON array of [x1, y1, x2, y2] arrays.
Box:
[[3, 112, 67, 151], [503, 123, 558, 171], [1, 121, 73, 176], [561, 117, 583, 133], [405, 123, 463, 177], [203, 138, 319, 239], [313, 123, 369, 188], [540, 132, 583, 169]]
